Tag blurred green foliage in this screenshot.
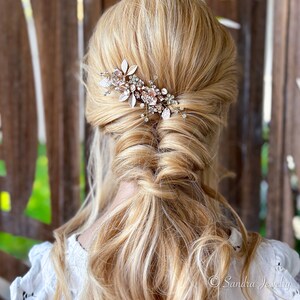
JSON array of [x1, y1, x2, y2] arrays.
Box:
[[0, 144, 85, 260], [0, 145, 50, 259], [0, 232, 38, 261], [25, 144, 51, 223]]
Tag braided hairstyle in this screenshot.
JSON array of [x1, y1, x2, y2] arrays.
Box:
[[51, 1, 262, 299]]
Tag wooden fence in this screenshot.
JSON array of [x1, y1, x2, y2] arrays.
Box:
[[266, 0, 300, 243], [0, 0, 299, 293]]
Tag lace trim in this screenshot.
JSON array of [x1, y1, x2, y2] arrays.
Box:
[[228, 227, 242, 252], [74, 234, 88, 252], [22, 291, 34, 299], [269, 241, 300, 298]]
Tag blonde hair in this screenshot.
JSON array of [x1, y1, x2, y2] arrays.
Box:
[[50, 0, 262, 299]]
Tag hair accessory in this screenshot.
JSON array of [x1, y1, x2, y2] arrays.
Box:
[[99, 59, 186, 122]]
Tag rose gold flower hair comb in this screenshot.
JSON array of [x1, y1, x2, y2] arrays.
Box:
[[99, 59, 186, 122]]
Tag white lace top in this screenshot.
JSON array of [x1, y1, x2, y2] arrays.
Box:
[[10, 228, 300, 300]]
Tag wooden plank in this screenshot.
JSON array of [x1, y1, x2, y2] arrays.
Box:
[[266, 0, 289, 242], [84, 0, 119, 47], [239, 0, 266, 231], [31, 0, 81, 227], [0, 146, 3, 161], [267, 0, 300, 245], [0, 212, 53, 241], [266, 0, 289, 241], [289, 0, 300, 239], [102, 0, 118, 11], [206, 0, 267, 231], [0, 0, 38, 232], [0, 177, 7, 192], [84, 0, 102, 47], [0, 250, 29, 282], [282, 0, 300, 245]]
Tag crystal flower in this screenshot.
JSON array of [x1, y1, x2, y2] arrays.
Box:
[[99, 59, 186, 122]]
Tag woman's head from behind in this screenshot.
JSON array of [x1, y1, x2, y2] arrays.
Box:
[[52, 1, 259, 300], [86, 0, 237, 129], [85, 0, 238, 203]]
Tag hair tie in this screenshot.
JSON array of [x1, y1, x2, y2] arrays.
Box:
[[99, 59, 187, 122]]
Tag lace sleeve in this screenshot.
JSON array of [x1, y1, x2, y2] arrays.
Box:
[[10, 241, 56, 300], [264, 239, 300, 299], [222, 230, 300, 300]]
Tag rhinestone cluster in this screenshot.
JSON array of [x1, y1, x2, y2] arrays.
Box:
[[99, 59, 186, 122]]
